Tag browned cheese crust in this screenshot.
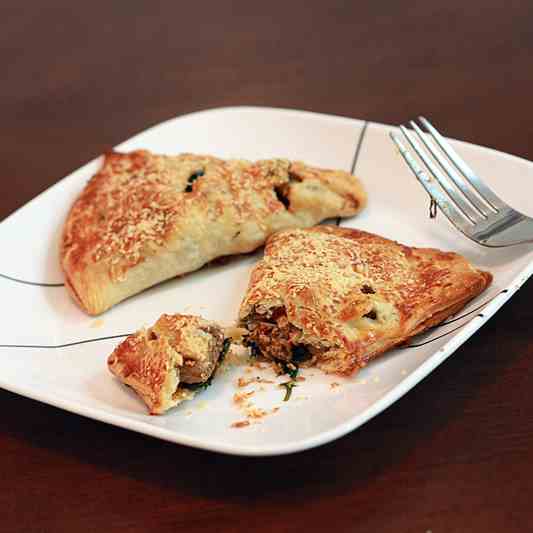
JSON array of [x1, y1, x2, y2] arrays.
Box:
[[239, 226, 492, 375], [107, 314, 225, 414], [60, 150, 366, 315]]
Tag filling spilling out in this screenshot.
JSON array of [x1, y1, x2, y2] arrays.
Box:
[[179, 337, 231, 394], [274, 183, 291, 209], [146, 324, 230, 398], [243, 307, 317, 368], [273, 170, 302, 210], [243, 285, 383, 375]]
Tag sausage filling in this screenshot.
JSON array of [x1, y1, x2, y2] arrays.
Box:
[[244, 308, 316, 365]]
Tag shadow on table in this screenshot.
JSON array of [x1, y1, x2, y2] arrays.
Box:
[[2, 280, 530, 509]]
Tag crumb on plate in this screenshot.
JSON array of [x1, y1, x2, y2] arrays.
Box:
[[231, 420, 250, 429], [237, 376, 275, 388], [233, 391, 255, 405], [246, 407, 267, 419]]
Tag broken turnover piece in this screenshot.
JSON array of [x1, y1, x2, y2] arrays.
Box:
[[239, 226, 492, 375], [108, 314, 230, 414], [61, 150, 366, 315]]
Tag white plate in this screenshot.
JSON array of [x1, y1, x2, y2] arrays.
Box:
[[1, 107, 532, 456]]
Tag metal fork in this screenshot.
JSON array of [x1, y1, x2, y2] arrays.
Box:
[[390, 117, 533, 247]]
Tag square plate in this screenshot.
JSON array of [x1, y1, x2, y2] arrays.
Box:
[[1, 107, 532, 456]]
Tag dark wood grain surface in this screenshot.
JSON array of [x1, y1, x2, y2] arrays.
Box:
[[2, 2, 533, 531]]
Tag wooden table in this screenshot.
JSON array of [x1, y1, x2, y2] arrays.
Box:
[[2, 2, 532, 531]]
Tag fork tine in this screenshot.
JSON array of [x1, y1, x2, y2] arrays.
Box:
[[399, 126, 479, 224], [418, 117, 507, 212], [390, 132, 474, 235], [409, 120, 490, 220]]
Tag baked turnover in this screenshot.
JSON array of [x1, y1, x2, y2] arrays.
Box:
[[239, 226, 492, 375], [108, 314, 229, 414], [61, 150, 366, 315]]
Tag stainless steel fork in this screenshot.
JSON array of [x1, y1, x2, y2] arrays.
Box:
[[390, 117, 533, 247]]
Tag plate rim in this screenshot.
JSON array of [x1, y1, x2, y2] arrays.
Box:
[[1, 105, 532, 456]]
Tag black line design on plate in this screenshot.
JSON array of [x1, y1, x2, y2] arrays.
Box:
[[0, 272, 64, 287], [0, 333, 131, 350], [350, 121, 369, 175], [336, 120, 369, 226], [431, 292, 498, 328], [403, 322, 473, 348], [404, 288, 508, 348]]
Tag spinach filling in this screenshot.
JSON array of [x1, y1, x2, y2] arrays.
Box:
[[279, 380, 298, 401], [245, 339, 262, 358], [184, 169, 205, 192], [291, 344, 311, 363], [278, 360, 300, 401], [245, 333, 312, 401]]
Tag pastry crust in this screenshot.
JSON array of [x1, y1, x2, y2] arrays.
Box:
[[60, 150, 366, 315], [107, 314, 226, 414], [239, 226, 492, 375]]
